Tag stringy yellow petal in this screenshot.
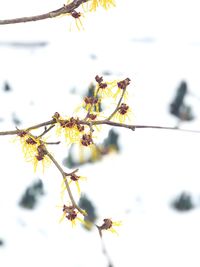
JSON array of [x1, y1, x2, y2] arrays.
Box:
[[59, 212, 67, 223]]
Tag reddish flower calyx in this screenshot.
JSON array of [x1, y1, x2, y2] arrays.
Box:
[[26, 137, 37, 145], [62, 205, 77, 221], [70, 174, 80, 181], [81, 134, 93, 146], [95, 75, 103, 84], [99, 218, 113, 230], [84, 96, 99, 105], [117, 78, 131, 90], [35, 144, 47, 161], [118, 103, 129, 115], [88, 113, 97, 120], [71, 10, 81, 19], [17, 130, 27, 138]]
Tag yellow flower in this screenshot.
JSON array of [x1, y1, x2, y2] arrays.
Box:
[[97, 218, 122, 236], [61, 174, 86, 197], [69, 10, 84, 31], [112, 78, 131, 100], [16, 131, 39, 160], [112, 103, 132, 123], [32, 152, 51, 173], [59, 204, 85, 227], [89, 0, 116, 11], [16, 131, 51, 172], [94, 75, 117, 99], [26, 143, 51, 173], [63, 125, 84, 145], [83, 96, 101, 113], [55, 115, 85, 145], [100, 0, 116, 9], [94, 77, 131, 104]]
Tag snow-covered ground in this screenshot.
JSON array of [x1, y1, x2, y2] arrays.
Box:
[[1, 1, 200, 266]]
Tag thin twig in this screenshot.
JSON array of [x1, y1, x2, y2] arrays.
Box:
[[0, 119, 55, 136], [65, 168, 79, 176], [46, 150, 85, 215], [107, 88, 126, 121], [94, 119, 135, 130], [26, 119, 55, 131], [44, 141, 61, 145], [0, 0, 89, 25], [79, 119, 200, 133], [96, 229, 114, 267], [37, 125, 55, 138], [133, 124, 200, 133]]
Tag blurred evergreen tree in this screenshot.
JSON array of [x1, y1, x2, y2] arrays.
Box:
[[171, 191, 194, 211], [102, 128, 120, 154], [19, 179, 44, 209], [0, 239, 4, 246], [78, 195, 97, 230], [169, 81, 194, 122], [3, 81, 12, 92]]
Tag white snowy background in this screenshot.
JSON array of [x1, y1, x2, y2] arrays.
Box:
[[1, 0, 200, 266]]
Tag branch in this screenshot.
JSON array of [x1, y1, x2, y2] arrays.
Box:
[[80, 119, 200, 133], [1, 119, 200, 136], [0, 0, 89, 25], [107, 87, 126, 121], [46, 150, 85, 215], [37, 125, 55, 138], [0, 119, 55, 136]]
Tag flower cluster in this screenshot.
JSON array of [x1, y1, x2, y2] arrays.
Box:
[[61, 173, 86, 197], [59, 204, 84, 227], [0, 0, 135, 244], [89, 0, 116, 11], [97, 218, 121, 237], [53, 113, 86, 145], [112, 103, 132, 123], [57, 76, 131, 229], [67, 0, 116, 30], [13, 75, 132, 234], [16, 130, 50, 172], [67, 0, 116, 12]]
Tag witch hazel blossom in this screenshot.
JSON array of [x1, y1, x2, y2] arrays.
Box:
[[65, 0, 116, 30], [61, 173, 86, 197], [16, 75, 132, 173], [16, 131, 51, 172], [0, 74, 134, 236], [112, 103, 133, 123], [59, 204, 86, 227], [0, 0, 117, 27], [0, 74, 192, 235], [89, 0, 116, 11], [97, 218, 122, 237]]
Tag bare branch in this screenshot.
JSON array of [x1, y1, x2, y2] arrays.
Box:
[[0, 0, 89, 25], [80, 119, 200, 133], [0, 119, 55, 136], [37, 125, 55, 138], [1, 119, 200, 136]]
